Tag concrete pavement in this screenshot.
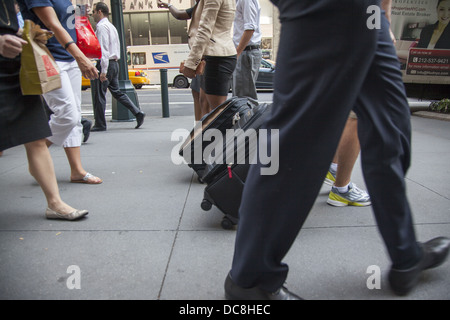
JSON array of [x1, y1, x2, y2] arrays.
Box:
[[0, 92, 449, 300]]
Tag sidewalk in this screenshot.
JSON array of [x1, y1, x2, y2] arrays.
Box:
[[0, 105, 449, 300]]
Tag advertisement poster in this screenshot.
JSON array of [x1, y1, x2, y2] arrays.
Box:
[[390, 0, 450, 83]]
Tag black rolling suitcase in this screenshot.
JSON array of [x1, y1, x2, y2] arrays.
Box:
[[179, 97, 257, 181], [201, 163, 250, 229], [200, 103, 273, 229]]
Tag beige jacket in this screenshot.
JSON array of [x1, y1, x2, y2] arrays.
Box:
[[185, 0, 237, 70]]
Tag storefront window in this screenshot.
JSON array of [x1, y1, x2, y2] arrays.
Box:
[[149, 12, 169, 45], [120, 11, 189, 46], [123, 13, 132, 47], [169, 15, 188, 44], [131, 13, 150, 45]]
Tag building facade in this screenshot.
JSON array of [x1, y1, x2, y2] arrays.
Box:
[[77, 0, 277, 58]]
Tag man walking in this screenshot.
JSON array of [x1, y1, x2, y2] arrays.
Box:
[[232, 0, 262, 100], [225, 0, 450, 300], [91, 2, 145, 131]]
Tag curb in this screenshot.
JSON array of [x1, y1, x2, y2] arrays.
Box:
[[411, 111, 450, 122]]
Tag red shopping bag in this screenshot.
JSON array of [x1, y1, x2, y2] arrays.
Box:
[[75, 15, 102, 59]]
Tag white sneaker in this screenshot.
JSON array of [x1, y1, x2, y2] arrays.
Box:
[[327, 183, 371, 207]]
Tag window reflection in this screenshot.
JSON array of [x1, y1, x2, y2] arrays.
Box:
[[131, 13, 150, 45], [132, 52, 146, 65], [121, 13, 188, 46], [150, 12, 169, 45], [169, 15, 188, 44], [123, 14, 131, 47]]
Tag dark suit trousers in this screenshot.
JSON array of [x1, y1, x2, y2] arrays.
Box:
[[230, 0, 422, 292], [92, 60, 141, 129]]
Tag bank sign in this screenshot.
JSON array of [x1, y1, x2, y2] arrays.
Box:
[[79, 0, 193, 12], [123, 0, 192, 12]]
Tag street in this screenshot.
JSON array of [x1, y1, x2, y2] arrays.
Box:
[[81, 86, 274, 118], [1, 85, 449, 300]]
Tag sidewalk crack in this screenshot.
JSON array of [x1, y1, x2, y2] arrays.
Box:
[[157, 172, 194, 299]]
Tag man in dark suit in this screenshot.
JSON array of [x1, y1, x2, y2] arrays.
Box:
[[225, 0, 450, 300]]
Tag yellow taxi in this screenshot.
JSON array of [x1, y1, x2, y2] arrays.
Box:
[[82, 69, 150, 90]]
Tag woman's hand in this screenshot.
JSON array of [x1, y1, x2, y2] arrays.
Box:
[[157, 0, 170, 9], [182, 65, 196, 79], [75, 54, 99, 80], [0, 34, 28, 59], [31, 6, 98, 80], [34, 28, 54, 45]]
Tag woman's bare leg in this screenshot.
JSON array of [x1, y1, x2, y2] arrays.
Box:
[[24, 139, 77, 214]]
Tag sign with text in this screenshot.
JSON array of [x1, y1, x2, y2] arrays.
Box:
[[390, 0, 450, 84], [406, 48, 450, 76], [74, 0, 192, 12], [122, 0, 192, 12]]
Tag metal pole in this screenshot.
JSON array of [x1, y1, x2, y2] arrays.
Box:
[[111, 0, 127, 81], [160, 69, 170, 118], [110, 0, 139, 121]]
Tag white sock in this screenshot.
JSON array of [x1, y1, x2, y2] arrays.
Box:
[[336, 183, 350, 193], [330, 162, 338, 172]]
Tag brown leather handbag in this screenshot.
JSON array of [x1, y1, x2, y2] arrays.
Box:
[[179, 59, 205, 76]]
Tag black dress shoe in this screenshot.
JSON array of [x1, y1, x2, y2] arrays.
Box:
[[135, 112, 145, 129], [81, 118, 92, 143], [91, 126, 106, 132], [224, 273, 303, 300], [389, 237, 450, 296]]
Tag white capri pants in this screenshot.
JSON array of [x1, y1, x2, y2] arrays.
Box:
[[43, 60, 82, 148]]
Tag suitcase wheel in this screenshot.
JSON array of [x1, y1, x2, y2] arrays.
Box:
[[221, 216, 234, 230], [196, 170, 205, 184], [201, 199, 212, 211]]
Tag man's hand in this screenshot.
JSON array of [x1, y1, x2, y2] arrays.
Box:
[[100, 73, 107, 82], [381, 0, 396, 44], [381, 0, 392, 22], [0, 34, 28, 59], [389, 28, 396, 44]]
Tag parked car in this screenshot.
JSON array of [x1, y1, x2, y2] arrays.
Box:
[[255, 59, 275, 89], [81, 69, 151, 90], [228, 59, 275, 93]]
